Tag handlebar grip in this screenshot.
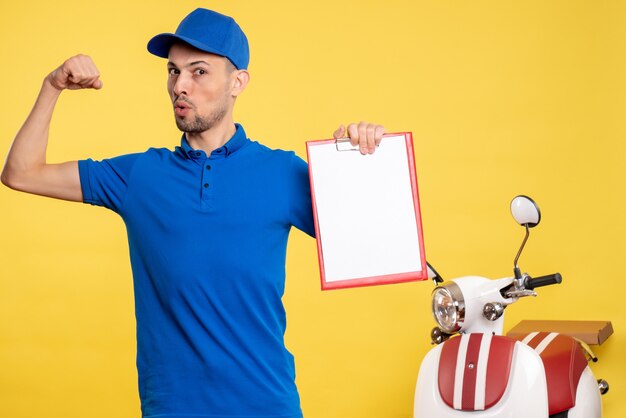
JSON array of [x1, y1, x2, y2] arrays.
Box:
[[525, 273, 562, 290]]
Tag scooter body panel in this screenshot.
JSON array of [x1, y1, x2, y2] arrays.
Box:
[[414, 339, 549, 418], [568, 367, 602, 418], [515, 332, 597, 416]]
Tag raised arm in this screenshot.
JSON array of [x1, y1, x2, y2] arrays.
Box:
[[1, 54, 102, 201]]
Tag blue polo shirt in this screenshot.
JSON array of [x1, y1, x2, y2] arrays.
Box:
[[78, 124, 314, 418]]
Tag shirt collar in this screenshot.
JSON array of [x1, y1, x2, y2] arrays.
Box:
[[179, 123, 248, 159]]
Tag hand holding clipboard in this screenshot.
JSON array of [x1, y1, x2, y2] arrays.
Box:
[[332, 122, 387, 155]]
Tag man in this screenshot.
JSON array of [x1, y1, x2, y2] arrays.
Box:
[[1, 8, 384, 418]]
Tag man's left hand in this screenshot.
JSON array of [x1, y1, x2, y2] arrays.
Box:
[[333, 122, 385, 155]]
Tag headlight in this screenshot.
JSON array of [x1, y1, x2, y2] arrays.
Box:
[[431, 282, 465, 333]]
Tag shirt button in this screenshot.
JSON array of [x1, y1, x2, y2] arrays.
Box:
[[206, 165, 211, 170], [195, 152, 201, 157], [216, 149, 222, 153], [204, 183, 209, 188]]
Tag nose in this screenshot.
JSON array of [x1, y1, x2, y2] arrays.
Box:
[[172, 72, 190, 97]]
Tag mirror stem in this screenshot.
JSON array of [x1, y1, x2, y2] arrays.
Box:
[[513, 224, 530, 280]]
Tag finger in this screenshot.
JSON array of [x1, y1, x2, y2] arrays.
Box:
[[82, 58, 101, 82], [73, 76, 102, 89], [77, 57, 101, 88], [333, 124, 346, 139], [358, 121, 368, 154], [67, 77, 102, 90], [66, 69, 89, 88], [374, 125, 385, 146], [347, 123, 359, 146], [71, 75, 93, 88], [366, 124, 376, 154]]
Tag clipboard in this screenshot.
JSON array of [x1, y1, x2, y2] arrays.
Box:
[[306, 132, 427, 290]]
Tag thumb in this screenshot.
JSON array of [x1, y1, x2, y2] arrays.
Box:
[[92, 78, 103, 89], [333, 124, 346, 139]]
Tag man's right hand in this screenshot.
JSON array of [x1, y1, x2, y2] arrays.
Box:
[[46, 54, 103, 91]]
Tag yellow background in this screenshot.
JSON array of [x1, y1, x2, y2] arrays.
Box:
[[1, 0, 624, 417]]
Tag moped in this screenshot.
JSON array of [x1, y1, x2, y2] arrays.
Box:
[[414, 196, 609, 418]]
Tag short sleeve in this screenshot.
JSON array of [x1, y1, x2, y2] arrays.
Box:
[[289, 153, 315, 237], [78, 153, 141, 214]]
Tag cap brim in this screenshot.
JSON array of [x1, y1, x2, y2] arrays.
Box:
[[147, 32, 230, 62]]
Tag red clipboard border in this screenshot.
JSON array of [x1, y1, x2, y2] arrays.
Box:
[[306, 132, 427, 290]]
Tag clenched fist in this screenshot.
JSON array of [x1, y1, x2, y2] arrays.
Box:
[[46, 54, 103, 91]]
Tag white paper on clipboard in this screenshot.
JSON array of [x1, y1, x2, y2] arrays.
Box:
[[306, 132, 427, 290]]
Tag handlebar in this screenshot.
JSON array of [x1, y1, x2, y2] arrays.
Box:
[[525, 273, 562, 290]]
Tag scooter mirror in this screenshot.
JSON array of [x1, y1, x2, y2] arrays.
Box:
[[510, 195, 541, 228]]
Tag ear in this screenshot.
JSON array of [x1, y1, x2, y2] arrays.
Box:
[[231, 70, 250, 97]]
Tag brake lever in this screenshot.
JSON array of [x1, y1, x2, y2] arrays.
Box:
[[504, 289, 537, 298]]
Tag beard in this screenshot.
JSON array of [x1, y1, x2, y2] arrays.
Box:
[[175, 105, 227, 134]]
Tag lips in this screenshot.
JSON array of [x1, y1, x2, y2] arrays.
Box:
[[175, 107, 189, 117], [174, 99, 192, 117]]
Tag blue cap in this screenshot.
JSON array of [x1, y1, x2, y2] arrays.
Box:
[[147, 8, 249, 70]]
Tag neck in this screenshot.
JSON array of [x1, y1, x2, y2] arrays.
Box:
[[185, 117, 237, 154]]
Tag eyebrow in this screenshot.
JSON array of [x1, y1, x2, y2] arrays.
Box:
[[167, 60, 211, 68]]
